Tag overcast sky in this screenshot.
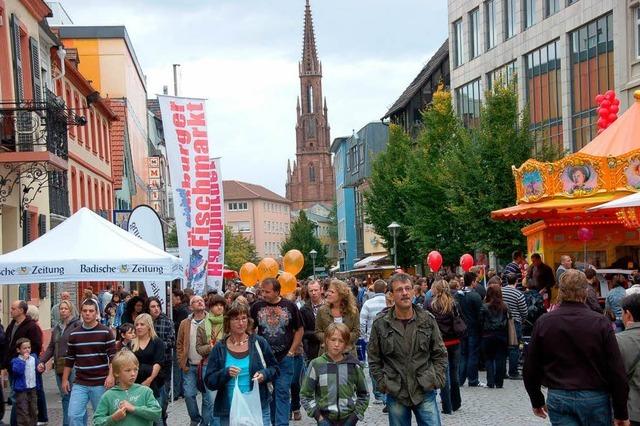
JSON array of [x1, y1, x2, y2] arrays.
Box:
[[58, 0, 448, 196]]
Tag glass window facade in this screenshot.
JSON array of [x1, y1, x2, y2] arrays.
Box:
[[545, 0, 560, 17], [524, 0, 536, 28], [487, 61, 518, 91], [569, 13, 614, 150], [455, 79, 482, 128], [636, 8, 640, 59], [486, 0, 496, 50], [525, 40, 563, 155], [469, 8, 480, 59], [454, 19, 464, 67], [504, 0, 516, 39]]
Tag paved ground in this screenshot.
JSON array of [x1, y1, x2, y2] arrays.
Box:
[[2, 369, 548, 425]]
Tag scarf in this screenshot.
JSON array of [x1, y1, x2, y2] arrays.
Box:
[[204, 313, 225, 342]]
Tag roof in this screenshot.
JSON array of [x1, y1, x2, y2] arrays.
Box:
[[330, 136, 349, 154], [382, 39, 449, 119], [579, 94, 640, 157], [491, 192, 622, 220], [57, 26, 146, 91], [223, 180, 290, 204]]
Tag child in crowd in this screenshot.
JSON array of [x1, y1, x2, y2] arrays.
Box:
[[93, 349, 161, 426], [11, 337, 39, 426], [116, 323, 135, 351], [301, 323, 369, 425]]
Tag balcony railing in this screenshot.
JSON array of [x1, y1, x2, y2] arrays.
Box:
[[48, 170, 69, 217]]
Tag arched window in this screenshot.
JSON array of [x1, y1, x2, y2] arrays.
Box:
[[309, 163, 316, 182], [306, 85, 314, 113]]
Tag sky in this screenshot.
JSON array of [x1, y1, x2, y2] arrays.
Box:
[[57, 0, 449, 196]]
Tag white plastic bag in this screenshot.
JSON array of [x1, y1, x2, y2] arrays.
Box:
[[229, 378, 263, 426]]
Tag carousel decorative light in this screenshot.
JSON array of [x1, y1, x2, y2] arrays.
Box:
[[616, 207, 640, 230]]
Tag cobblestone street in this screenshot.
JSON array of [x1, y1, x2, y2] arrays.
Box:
[[11, 369, 548, 425]]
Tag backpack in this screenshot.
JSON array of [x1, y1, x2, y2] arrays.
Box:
[[523, 290, 547, 334], [483, 308, 508, 332]]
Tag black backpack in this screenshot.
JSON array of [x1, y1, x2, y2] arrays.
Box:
[[523, 291, 547, 334]]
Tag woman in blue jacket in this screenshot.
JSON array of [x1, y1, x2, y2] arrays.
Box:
[[204, 304, 279, 425]]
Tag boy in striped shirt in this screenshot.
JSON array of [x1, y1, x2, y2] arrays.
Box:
[[62, 299, 116, 426]]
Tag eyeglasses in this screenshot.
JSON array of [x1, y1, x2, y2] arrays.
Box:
[[393, 286, 413, 294]]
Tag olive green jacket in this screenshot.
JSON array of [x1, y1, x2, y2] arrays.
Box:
[[368, 305, 448, 407], [314, 305, 359, 356]]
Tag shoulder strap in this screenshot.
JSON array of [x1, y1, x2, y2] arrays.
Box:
[[255, 339, 267, 369]]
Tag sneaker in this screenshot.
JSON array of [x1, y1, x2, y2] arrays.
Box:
[[507, 374, 523, 380], [372, 399, 384, 405], [382, 405, 389, 414], [469, 381, 487, 388], [292, 411, 302, 421]]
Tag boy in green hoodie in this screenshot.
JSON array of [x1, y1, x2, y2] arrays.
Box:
[[301, 322, 369, 425], [93, 350, 161, 426]]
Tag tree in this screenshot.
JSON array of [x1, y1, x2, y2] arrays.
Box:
[[326, 200, 339, 265], [165, 225, 178, 248], [224, 226, 258, 271], [363, 124, 421, 268], [280, 210, 327, 279]]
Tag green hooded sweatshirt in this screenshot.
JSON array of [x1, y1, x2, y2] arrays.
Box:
[[93, 383, 161, 426]]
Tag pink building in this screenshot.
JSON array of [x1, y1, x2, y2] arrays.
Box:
[[223, 181, 291, 259]]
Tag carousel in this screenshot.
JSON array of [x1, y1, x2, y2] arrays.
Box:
[[492, 90, 640, 277]]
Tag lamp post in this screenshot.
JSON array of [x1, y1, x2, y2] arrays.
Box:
[[388, 221, 400, 270], [339, 240, 347, 272], [309, 249, 317, 279]]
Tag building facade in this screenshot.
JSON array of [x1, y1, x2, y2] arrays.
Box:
[[285, 0, 335, 211], [330, 136, 357, 271], [223, 180, 292, 259], [448, 0, 640, 154]]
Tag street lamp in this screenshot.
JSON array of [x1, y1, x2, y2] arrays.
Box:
[[339, 240, 347, 272], [309, 249, 318, 279], [388, 221, 400, 270]]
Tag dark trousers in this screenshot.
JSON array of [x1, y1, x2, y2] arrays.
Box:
[[458, 332, 481, 386], [36, 382, 47, 423], [441, 343, 461, 414], [482, 334, 508, 388], [290, 354, 304, 412], [15, 389, 37, 426], [507, 321, 522, 377]]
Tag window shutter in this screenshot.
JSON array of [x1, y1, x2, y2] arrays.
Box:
[[38, 214, 46, 236], [10, 14, 24, 102], [22, 210, 31, 245], [29, 37, 42, 103]]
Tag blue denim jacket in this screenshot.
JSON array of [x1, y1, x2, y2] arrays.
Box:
[[204, 334, 279, 417], [606, 286, 626, 320]]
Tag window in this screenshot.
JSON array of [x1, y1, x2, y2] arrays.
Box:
[[504, 0, 516, 39], [487, 61, 518, 91], [524, 0, 536, 28], [636, 7, 640, 59], [570, 13, 614, 150], [228, 202, 248, 211], [453, 19, 464, 67], [485, 0, 496, 50], [525, 40, 563, 155], [545, 0, 560, 17], [307, 85, 314, 113], [469, 9, 480, 59], [455, 79, 482, 128], [309, 163, 316, 182]]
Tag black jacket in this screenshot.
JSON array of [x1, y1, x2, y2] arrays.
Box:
[[172, 303, 189, 336], [4, 316, 42, 369], [455, 289, 483, 335], [300, 302, 321, 360]]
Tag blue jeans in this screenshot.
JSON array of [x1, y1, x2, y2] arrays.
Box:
[[482, 334, 507, 388], [387, 391, 441, 426], [547, 389, 612, 426], [68, 384, 105, 426], [458, 332, 481, 386], [290, 355, 304, 412], [508, 321, 522, 377], [55, 371, 76, 426], [183, 364, 213, 426], [441, 344, 461, 414], [173, 351, 184, 398], [270, 356, 294, 426]]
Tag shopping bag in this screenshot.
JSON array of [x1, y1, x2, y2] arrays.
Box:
[[230, 377, 263, 426]]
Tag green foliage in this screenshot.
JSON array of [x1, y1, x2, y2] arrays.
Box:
[[327, 200, 339, 264], [224, 226, 258, 271], [165, 225, 178, 248], [280, 210, 327, 278]]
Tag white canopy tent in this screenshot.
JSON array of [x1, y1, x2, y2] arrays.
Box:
[[0, 207, 183, 284], [588, 192, 640, 211]]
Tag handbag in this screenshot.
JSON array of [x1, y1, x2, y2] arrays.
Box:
[[254, 340, 274, 394], [507, 311, 518, 346], [452, 305, 467, 338], [196, 358, 207, 393]]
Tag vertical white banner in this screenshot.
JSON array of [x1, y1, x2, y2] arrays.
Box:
[[159, 95, 211, 295], [207, 158, 224, 293], [127, 205, 167, 309]]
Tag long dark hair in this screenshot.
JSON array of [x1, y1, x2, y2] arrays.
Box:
[[485, 283, 507, 313]]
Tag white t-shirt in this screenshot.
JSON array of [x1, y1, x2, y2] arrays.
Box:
[[24, 356, 36, 389], [188, 318, 204, 365]]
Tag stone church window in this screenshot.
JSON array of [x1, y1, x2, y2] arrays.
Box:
[[307, 85, 314, 113], [309, 163, 316, 182], [305, 117, 316, 138]]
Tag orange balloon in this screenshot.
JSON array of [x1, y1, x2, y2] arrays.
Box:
[[283, 249, 304, 276], [239, 263, 258, 287], [257, 257, 279, 281], [278, 272, 297, 295]]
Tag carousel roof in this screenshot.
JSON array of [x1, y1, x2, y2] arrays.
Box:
[[579, 98, 640, 157], [491, 192, 621, 220]]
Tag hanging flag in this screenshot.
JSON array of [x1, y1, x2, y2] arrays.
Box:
[[207, 157, 224, 293], [158, 95, 211, 295]]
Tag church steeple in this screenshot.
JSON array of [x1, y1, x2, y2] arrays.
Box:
[[300, 0, 321, 76]]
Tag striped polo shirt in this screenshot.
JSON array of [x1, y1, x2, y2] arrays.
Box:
[[502, 286, 528, 324], [65, 322, 116, 386]]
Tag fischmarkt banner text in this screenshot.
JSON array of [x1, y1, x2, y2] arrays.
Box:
[[207, 157, 224, 293]]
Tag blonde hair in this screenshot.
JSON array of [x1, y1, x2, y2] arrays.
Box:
[[130, 313, 158, 351], [430, 280, 454, 314], [328, 279, 359, 318], [558, 269, 588, 303], [112, 349, 139, 379], [27, 304, 39, 322], [324, 322, 350, 345]]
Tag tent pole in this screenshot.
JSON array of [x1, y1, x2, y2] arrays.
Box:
[[169, 280, 174, 408]]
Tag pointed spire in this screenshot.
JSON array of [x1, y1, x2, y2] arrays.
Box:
[[300, 0, 321, 76]]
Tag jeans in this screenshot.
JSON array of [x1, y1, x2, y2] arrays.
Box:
[[458, 332, 481, 386], [441, 344, 461, 414], [387, 391, 441, 426], [220, 403, 270, 426], [318, 414, 358, 426], [36, 373, 48, 423], [507, 321, 522, 377], [183, 364, 213, 426], [156, 384, 168, 426], [55, 371, 76, 426], [370, 369, 385, 402], [290, 355, 304, 413], [173, 351, 184, 398], [270, 356, 294, 426], [68, 384, 105, 426], [547, 389, 612, 426], [482, 334, 508, 388], [356, 338, 367, 363]]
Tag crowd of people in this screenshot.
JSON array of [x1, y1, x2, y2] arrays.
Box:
[[0, 249, 638, 425]]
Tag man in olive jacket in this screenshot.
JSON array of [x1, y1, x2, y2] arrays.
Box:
[[368, 273, 448, 425]]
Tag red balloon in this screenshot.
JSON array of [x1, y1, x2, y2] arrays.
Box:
[[459, 254, 474, 272], [597, 128, 604, 135], [427, 251, 443, 272], [598, 107, 609, 117], [577, 227, 594, 242], [600, 99, 611, 109], [608, 113, 618, 122], [595, 94, 604, 103], [612, 98, 620, 106], [597, 118, 607, 129], [605, 90, 615, 99], [610, 104, 619, 114]]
